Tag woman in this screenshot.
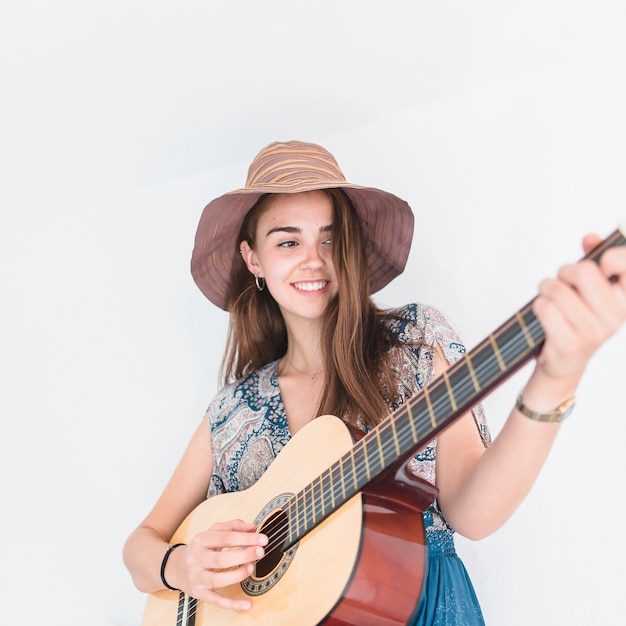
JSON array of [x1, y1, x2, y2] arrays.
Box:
[[123, 140, 626, 624]]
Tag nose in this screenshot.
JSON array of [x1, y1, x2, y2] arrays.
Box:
[[300, 243, 325, 270]]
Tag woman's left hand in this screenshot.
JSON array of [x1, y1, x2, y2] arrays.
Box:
[[533, 233, 626, 384]]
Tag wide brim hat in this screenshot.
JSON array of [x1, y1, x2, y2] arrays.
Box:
[[191, 140, 414, 311]]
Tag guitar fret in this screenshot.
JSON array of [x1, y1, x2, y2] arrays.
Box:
[[329, 467, 337, 510], [318, 477, 326, 522], [406, 402, 419, 445], [499, 316, 541, 371], [423, 382, 455, 436], [381, 425, 397, 468], [350, 451, 358, 494], [498, 321, 527, 367], [423, 386, 437, 429], [326, 471, 335, 516], [319, 474, 327, 519], [522, 307, 544, 344], [325, 473, 333, 519], [448, 362, 478, 408], [309, 481, 315, 528], [313, 478, 328, 519], [301, 486, 310, 534], [489, 334, 506, 371], [515, 311, 535, 348], [390, 417, 401, 457], [311, 483, 319, 528], [465, 354, 480, 392], [470, 341, 502, 390], [338, 456, 347, 501], [305, 489, 311, 534], [305, 487, 311, 532], [375, 428, 386, 468], [362, 441, 372, 481], [295, 491, 303, 538], [443, 371, 457, 412], [295, 491, 301, 538]]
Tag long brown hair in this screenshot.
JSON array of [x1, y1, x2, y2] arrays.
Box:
[[222, 189, 400, 428]]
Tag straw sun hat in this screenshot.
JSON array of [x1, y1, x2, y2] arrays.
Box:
[[191, 140, 415, 311]]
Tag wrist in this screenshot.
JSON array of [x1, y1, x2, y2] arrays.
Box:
[[515, 386, 576, 423], [160, 543, 186, 591], [524, 366, 581, 410]]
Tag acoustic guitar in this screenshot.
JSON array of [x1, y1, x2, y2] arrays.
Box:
[[142, 226, 625, 626]]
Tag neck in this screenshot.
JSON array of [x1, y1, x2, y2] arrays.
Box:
[[282, 318, 324, 373], [284, 356, 324, 381]]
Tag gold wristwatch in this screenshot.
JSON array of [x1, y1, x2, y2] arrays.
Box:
[[515, 389, 576, 423]]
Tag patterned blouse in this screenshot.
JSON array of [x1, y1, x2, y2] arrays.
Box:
[[206, 303, 490, 534]]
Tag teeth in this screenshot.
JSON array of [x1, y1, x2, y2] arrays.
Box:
[[294, 281, 327, 291]]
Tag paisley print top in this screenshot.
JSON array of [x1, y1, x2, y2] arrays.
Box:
[[206, 303, 490, 533]]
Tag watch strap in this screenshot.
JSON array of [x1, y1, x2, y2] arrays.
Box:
[[515, 389, 576, 423]]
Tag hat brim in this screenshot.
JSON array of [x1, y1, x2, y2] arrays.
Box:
[[191, 182, 414, 311]]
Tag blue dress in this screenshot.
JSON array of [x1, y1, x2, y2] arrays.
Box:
[[206, 303, 490, 625]]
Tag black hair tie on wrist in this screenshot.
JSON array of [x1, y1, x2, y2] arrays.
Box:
[[160, 543, 186, 591]]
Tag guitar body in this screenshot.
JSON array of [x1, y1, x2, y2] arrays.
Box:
[[142, 415, 436, 626]]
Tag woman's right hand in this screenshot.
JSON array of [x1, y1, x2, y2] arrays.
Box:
[[167, 519, 269, 612]]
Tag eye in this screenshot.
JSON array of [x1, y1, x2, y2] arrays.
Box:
[[278, 240, 298, 248]]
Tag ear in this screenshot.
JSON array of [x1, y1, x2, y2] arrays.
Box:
[[239, 241, 263, 278]]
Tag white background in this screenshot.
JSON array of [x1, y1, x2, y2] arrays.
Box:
[[1, 2, 625, 624]]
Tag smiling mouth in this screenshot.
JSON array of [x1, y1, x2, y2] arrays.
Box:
[[293, 280, 329, 292]]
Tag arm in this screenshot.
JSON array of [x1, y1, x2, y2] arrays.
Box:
[[123, 418, 267, 612], [435, 235, 626, 540]]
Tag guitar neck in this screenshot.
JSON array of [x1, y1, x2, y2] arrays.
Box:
[[283, 226, 626, 548]]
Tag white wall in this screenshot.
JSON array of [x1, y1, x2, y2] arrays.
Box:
[[1, 2, 625, 625]]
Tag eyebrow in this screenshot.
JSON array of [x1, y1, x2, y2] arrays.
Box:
[[265, 224, 332, 236]]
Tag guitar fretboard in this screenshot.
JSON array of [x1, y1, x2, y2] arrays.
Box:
[[283, 227, 626, 548]]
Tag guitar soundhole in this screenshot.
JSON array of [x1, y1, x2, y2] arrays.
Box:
[[255, 509, 288, 578], [241, 493, 299, 596]]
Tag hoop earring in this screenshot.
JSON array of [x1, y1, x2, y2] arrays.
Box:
[[255, 274, 265, 292]]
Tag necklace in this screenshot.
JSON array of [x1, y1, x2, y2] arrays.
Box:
[[287, 358, 324, 381]]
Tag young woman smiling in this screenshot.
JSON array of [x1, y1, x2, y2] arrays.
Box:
[[124, 141, 626, 625]]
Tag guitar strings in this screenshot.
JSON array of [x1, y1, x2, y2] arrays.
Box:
[[266, 322, 535, 555], [172, 590, 198, 625], [259, 314, 543, 559]]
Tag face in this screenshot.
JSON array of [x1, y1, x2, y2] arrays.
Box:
[[240, 190, 338, 325]]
